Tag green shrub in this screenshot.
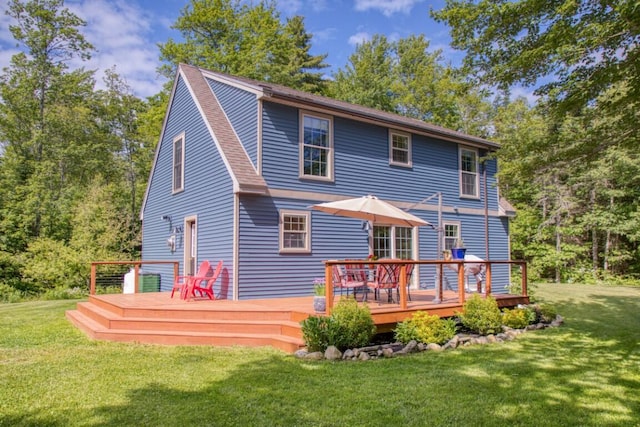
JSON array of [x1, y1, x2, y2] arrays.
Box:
[[394, 311, 456, 345], [538, 303, 558, 323], [0, 283, 28, 303], [458, 294, 502, 335], [300, 315, 339, 352], [41, 287, 87, 301], [300, 299, 376, 352], [394, 318, 419, 344], [331, 299, 376, 350], [501, 307, 531, 329]]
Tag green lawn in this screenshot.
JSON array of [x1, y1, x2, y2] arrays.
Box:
[[1, 283, 639, 426]]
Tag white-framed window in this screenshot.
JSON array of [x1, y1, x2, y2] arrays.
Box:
[[372, 225, 414, 259], [280, 210, 311, 253], [300, 111, 333, 181], [389, 131, 411, 167], [172, 133, 185, 193], [443, 221, 461, 251], [459, 146, 479, 198]]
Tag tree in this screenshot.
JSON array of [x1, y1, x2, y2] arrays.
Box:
[[0, 0, 99, 252], [329, 34, 492, 136], [433, 0, 640, 110], [158, 0, 328, 93]]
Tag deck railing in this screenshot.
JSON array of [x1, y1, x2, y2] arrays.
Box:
[[89, 261, 179, 295], [323, 259, 527, 314]]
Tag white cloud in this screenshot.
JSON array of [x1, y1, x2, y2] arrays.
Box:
[[0, 0, 167, 99], [354, 0, 424, 17], [348, 31, 371, 46], [312, 27, 337, 43], [68, 0, 166, 98]]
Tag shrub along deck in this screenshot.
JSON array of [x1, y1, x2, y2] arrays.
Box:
[[66, 289, 528, 353]]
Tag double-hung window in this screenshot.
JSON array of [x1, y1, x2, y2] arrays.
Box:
[[300, 112, 333, 180], [372, 225, 414, 260], [459, 146, 479, 198], [280, 210, 311, 253], [172, 133, 185, 193], [389, 131, 411, 167], [443, 222, 461, 251]]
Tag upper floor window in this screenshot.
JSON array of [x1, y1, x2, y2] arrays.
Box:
[[443, 222, 461, 251], [389, 131, 411, 167], [280, 210, 311, 253], [300, 112, 333, 181], [172, 133, 185, 193], [459, 146, 479, 198]]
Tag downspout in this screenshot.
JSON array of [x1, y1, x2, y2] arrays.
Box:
[[483, 161, 489, 259]]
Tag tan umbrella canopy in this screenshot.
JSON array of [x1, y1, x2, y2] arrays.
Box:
[[310, 195, 430, 227]]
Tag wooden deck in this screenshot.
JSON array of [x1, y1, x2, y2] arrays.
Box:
[[66, 289, 529, 353]]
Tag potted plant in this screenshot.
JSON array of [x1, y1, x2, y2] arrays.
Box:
[[312, 278, 326, 313], [367, 253, 378, 269], [451, 238, 466, 260]]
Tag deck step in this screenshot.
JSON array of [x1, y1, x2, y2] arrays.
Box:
[[76, 301, 302, 337], [66, 310, 305, 352]]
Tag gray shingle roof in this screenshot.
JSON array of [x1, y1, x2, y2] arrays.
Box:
[[180, 63, 268, 194]]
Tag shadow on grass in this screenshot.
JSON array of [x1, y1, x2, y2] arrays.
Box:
[[2, 287, 639, 426]]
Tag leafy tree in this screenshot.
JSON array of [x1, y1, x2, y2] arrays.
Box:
[[329, 34, 492, 135], [0, 0, 99, 252], [432, 0, 640, 116], [158, 0, 328, 93]]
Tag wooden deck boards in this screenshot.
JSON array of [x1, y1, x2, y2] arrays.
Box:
[[66, 289, 529, 353]]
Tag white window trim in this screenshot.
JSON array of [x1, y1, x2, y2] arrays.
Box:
[[172, 132, 185, 194], [459, 146, 479, 199], [299, 110, 334, 182], [279, 210, 311, 254], [442, 221, 461, 252], [389, 130, 412, 167]]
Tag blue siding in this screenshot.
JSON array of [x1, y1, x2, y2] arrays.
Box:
[[235, 195, 511, 299], [261, 102, 500, 211], [142, 76, 235, 295], [145, 73, 513, 300], [208, 80, 258, 166]]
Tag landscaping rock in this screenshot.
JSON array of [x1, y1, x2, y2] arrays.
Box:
[[305, 351, 324, 360], [325, 346, 342, 361], [299, 306, 563, 361]]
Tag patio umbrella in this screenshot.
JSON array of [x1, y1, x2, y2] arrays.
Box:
[[310, 195, 430, 227]]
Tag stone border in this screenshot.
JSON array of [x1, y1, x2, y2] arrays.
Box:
[[295, 314, 564, 361]]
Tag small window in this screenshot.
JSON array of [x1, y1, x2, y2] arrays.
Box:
[[459, 146, 479, 198], [172, 133, 185, 193], [443, 222, 461, 251], [300, 112, 333, 180], [389, 131, 411, 167], [280, 210, 311, 253]]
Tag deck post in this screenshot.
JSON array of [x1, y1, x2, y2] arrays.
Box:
[[90, 263, 97, 295], [521, 262, 528, 296], [434, 263, 442, 303], [458, 262, 466, 303], [399, 263, 407, 310], [134, 263, 140, 294], [325, 262, 333, 315], [485, 263, 492, 295]]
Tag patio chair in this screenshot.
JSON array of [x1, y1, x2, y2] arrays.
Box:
[[368, 262, 399, 303], [331, 262, 369, 301], [192, 260, 223, 300], [171, 260, 211, 299]]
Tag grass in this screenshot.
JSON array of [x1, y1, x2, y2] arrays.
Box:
[[1, 284, 639, 426]]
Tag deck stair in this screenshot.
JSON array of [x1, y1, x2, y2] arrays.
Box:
[[66, 293, 308, 353]]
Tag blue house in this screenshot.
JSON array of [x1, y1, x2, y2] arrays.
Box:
[[140, 64, 516, 300]]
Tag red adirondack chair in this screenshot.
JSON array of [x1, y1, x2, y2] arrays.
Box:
[[171, 260, 212, 300], [192, 260, 223, 300]]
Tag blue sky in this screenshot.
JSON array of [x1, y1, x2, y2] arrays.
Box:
[[0, 0, 469, 99]]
